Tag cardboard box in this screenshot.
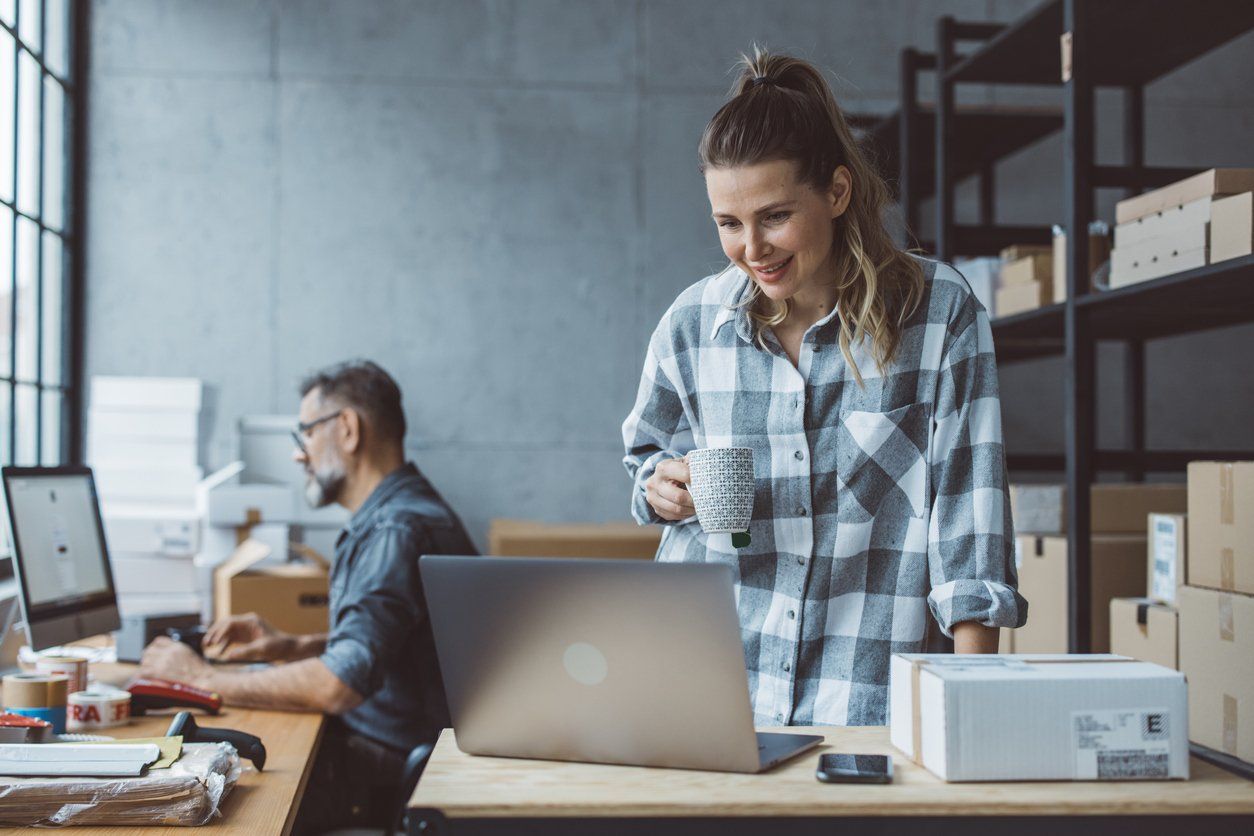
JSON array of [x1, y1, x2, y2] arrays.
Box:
[[1051, 226, 1111, 303], [488, 519, 660, 560], [1114, 195, 1213, 249], [1010, 483, 1187, 535], [1110, 224, 1208, 287], [213, 540, 329, 635], [1115, 168, 1254, 225], [890, 653, 1188, 781], [1000, 253, 1052, 286], [1110, 597, 1178, 669], [205, 483, 295, 528], [994, 282, 1046, 317], [999, 244, 1052, 263], [1187, 462, 1254, 596], [1149, 513, 1186, 604], [1007, 535, 1147, 653], [1178, 584, 1254, 763], [91, 376, 203, 413], [1210, 192, 1253, 264]]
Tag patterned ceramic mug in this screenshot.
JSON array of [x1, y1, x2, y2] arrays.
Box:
[[686, 447, 754, 547]]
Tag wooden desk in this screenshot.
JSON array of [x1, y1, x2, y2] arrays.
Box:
[[407, 726, 1254, 834], [0, 657, 325, 835]]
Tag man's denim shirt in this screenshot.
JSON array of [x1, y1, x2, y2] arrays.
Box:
[[320, 462, 477, 751]]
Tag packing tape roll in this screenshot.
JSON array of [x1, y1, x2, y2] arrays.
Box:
[[68, 690, 131, 731], [2, 672, 69, 708], [35, 656, 89, 695]]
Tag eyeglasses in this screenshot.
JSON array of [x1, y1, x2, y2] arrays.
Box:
[[290, 410, 343, 457]]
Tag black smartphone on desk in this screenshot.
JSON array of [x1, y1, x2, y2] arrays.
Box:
[[815, 753, 893, 784]]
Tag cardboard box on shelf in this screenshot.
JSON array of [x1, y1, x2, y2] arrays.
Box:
[[994, 282, 1046, 318], [1000, 253, 1052, 287], [1109, 597, 1178, 670], [1115, 168, 1254, 225], [1110, 224, 1208, 288], [1005, 534, 1147, 654], [889, 653, 1188, 781], [1210, 192, 1253, 264], [1114, 195, 1213, 250], [213, 540, 329, 636], [1051, 225, 1111, 303], [1187, 462, 1254, 596], [1149, 513, 1186, 604], [1010, 483, 1187, 536], [489, 519, 660, 560], [1178, 584, 1254, 763], [999, 244, 1052, 263]]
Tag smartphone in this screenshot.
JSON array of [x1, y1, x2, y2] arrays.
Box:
[[815, 753, 893, 784]]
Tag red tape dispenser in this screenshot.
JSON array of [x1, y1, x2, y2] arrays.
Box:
[[127, 677, 223, 716]]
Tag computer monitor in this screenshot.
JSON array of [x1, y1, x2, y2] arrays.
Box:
[[1, 466, 121, 650]]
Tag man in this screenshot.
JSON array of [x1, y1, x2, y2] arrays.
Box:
[[140, 360, 477, 831]]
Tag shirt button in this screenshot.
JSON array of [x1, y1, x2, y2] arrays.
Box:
[[787, 609, 796, 619], [783, 662, 791, 672], [794, 450, 804, 461], [812, 344, 821, 353], [797, 506, 807, 517], [796, 556, 805, 566], [775, 713, 784, 722]]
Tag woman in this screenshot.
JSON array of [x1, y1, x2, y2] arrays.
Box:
[[621, 48, 1026, 728]]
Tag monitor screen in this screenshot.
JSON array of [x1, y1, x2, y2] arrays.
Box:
[[7, 474, 111, 605], [2, 467, 119, 649]]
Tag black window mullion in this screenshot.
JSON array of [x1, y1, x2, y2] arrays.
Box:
[[33, 0, 44, 463], [8, 6, 19, 465]]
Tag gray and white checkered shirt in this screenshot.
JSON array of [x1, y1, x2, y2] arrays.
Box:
[[622, 256, 1027, 727]]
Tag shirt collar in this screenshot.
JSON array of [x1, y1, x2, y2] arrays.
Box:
[[708, 267, 842, 345], [345, 462, 419, 536]]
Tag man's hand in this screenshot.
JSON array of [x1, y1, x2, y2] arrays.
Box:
[[203, 613, 291, 663], [139, 637, 213, 689]]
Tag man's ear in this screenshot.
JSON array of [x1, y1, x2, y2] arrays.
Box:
[[339, 408, 362, 455], [830, 165, 853, 218]]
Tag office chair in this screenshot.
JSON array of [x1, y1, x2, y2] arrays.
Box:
[[389, 741, 434, 835]]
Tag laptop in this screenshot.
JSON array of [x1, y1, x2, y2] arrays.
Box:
[[420, 556, 822, 773]]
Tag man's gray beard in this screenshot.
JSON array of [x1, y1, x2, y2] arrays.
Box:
[[304, 461, 346, 509]]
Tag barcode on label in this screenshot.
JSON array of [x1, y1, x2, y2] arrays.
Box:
[[1096, 751, 1169, 779]]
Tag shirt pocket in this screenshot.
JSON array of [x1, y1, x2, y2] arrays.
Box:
[[837, 401, 931, 520]]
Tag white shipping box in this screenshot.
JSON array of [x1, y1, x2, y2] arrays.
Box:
[[1114, 196, 1213, 249], [88, 436, 200, 468], [116, 592, 203, 618], [1110, 224, 1208, 287], [94, 466, 204, 507], [89, 408, 199, 440], [205, 484, 295, 527], [109, 552, 199, 595], [91, 377, 203, 413], [889, 653, 1188, 781], [102, 506, 201, 556]]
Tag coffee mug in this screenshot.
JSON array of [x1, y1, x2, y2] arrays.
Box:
[[685, 447, 754, 547]]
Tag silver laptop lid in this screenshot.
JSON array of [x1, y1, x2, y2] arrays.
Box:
[[421, 556, 763, 772]]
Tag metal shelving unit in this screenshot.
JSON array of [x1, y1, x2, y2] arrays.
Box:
[[921, 0, 1254, 779]]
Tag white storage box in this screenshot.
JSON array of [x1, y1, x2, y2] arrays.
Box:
[[889, 653, 1188, 781], [109, 552, 199, 595], [89, 407, 199, 440], [205, 483, 295, 527], [102, 506, 201, 556], [91, 376, 203, 413], [94, 466, 204, 507]]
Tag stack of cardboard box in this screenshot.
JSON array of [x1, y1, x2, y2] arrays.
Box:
[[1178, 462, 1253, 766], [1050, 222, 1111, 303], [88, 377, 205, 617], [994, 244, 1052, 317], [1110, 168, 1254, 288], [489, 519, 660, 560], [1001, 483, 1186, 653], [1109, 512, 1185, 670]]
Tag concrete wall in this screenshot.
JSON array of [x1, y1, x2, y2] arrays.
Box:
[[85, 0, 1254, 547]]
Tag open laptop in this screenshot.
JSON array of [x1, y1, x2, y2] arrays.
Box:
[[420, 556, 822, 773]]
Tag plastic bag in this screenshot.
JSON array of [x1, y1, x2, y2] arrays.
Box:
[[0, 742, 241, 827]]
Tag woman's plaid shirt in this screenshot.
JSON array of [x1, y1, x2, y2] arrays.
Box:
[[622, 256, 1027, 727]]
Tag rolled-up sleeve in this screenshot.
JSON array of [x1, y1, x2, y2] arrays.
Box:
[[321, 523, 428, 697], [621, 317, 694, 526], [925, 299, 1028, 636]]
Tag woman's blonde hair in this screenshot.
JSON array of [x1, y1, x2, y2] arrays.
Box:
[[699, 47, 924, 384]]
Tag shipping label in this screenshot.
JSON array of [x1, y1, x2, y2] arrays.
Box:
[[1072, 708, 1171, 780]]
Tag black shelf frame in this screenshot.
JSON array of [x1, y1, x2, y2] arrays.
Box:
[[926, 0, 1254, 675]]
